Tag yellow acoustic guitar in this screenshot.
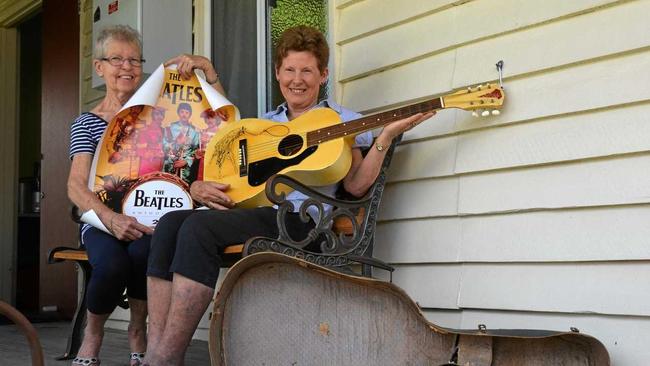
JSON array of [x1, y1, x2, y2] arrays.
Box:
[[204, 83, 505, 207]]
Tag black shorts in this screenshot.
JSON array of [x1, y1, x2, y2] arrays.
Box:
[[147, 207, 314, 289]]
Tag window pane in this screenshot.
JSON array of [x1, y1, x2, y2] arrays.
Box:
[[212, 0, 259, 118]]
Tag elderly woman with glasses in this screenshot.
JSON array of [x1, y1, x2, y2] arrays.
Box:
[[66, 24, 224, 366]]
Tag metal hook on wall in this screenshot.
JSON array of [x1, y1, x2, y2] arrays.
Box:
[[496, 60, 504, 88]]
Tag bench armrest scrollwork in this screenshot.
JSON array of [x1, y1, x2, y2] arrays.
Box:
[[244, 135, 402, 274]]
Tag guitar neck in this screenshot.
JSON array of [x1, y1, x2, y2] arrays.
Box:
[[306, 97, 443, 145]]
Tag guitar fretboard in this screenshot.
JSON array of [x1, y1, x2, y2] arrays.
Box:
[[306, 98, 443, 145]]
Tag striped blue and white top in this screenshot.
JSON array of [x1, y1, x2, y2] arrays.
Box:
[[69, 112, 108, 239], [69, 112, 107, 159]]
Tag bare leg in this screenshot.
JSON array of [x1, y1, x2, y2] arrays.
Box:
[[145, 276, 172, 355], [76, 311, 110, 359], [144, 274, 213, 366], [127, 298, 147, 365]]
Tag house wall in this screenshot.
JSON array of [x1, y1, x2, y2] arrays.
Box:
[[334, 0, 650, 364]]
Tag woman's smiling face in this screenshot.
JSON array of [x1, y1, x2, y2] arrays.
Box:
[[95, 40, 143, 96], [275, 50, 328, 116]]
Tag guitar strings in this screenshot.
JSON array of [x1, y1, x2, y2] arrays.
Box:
[[233, 102, 439, 160], [241, 106, 437, 160]]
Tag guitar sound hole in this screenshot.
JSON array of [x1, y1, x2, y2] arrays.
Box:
[[278, 135, 304, 156]]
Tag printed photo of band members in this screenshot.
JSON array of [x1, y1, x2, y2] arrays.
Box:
[[93, 68, 229, 214]]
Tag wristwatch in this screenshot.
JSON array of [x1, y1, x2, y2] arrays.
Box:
[[375, 142, 386, 152]]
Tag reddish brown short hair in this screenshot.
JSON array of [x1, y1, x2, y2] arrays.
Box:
[[274, 25, 329, 72]]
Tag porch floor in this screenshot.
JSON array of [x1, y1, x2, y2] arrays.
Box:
[[0, 321, 210, 366]]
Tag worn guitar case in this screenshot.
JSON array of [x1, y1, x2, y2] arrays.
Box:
[[209, 253, 609, 366]]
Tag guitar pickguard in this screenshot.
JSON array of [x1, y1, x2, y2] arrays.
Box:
[[248, 146, 318, 186]]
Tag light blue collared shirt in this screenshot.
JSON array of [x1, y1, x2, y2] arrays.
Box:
[[263, 99, 373, 221]]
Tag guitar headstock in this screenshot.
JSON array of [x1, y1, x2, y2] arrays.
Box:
[[442, 83, 505, 117]]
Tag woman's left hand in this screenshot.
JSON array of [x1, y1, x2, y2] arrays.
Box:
[[379, 111, 436, 142], [109, 213, 154, 241], [165, 54, 219, 84]]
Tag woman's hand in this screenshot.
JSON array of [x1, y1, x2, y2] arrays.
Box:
[[190, 181, 234, 210], [378, 111, 436, 143], [105, 213, 153, 241], [165, 54, 219, 84], [342, 111, 436, 197]]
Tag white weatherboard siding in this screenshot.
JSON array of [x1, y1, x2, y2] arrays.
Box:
[[376, 206, 650, 263], [336, 0, 650, 364]]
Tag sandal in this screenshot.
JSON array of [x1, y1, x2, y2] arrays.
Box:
[[130, 352, 146, 366], [72, 356, 100, 365]]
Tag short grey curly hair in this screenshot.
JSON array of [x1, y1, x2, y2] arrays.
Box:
[[94, 25, 142, 59]]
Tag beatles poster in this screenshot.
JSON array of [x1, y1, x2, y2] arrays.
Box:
[[82, 64, 239, 232]]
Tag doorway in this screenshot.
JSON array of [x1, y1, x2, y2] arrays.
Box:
[[15, 12, 42, 315]]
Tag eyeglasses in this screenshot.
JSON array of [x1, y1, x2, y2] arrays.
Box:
[[100, 56, 146, 67]]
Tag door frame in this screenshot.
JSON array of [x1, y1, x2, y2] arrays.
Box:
[[0, 0, 42, 305]]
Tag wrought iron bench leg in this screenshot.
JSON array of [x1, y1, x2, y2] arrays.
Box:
[[55, 260, 91, 361]]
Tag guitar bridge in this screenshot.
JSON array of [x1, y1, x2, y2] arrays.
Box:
[[239, 139, 248, 176]]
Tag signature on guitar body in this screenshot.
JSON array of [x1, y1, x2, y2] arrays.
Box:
[[204, 83, 505, 207]]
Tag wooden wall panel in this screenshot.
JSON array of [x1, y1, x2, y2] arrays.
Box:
[[335, 0, 363, 10], [0, 27, 18, 303], [457, 206, 650, 262], [455, 102, 650, 174], [343, 43, 650, 118], [458, 154, 650, 214], [375, 205, 650, 264], [389, 134, 457, 180], [39, 0, 79, 316], [337, 0, 463, 44], [384, 100, 650, 184], [376, 264, 463, 310], [334, 1, 650, 363], [456, 50, 650, 131], [387, 262, 650, 316], [452, 0, 650, 88], [383, 51, 650, 183], [457, 262, 650, 316], [379, 177, 458, 220], [341, 1, 650, 115], [338, 0, 619, 81], [375, 217, 462, 263]]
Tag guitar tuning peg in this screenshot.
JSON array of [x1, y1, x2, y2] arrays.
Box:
[[472, 110, 480, 117], [481, 110, 490, 117], [491, 109, 500, 116]]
